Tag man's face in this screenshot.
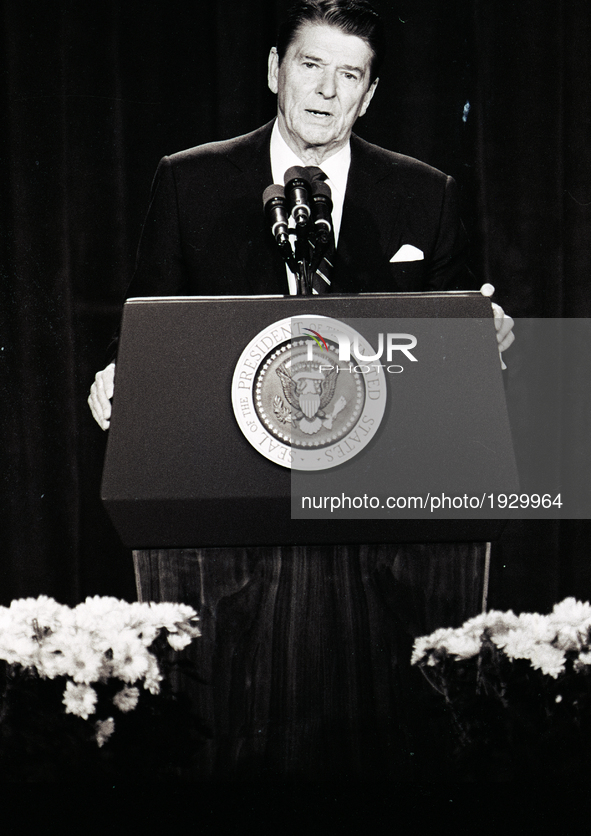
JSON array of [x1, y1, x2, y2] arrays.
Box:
[[268, 23, 378, 164]]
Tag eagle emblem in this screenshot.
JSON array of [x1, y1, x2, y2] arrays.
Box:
[[276, 359, 346, 434]]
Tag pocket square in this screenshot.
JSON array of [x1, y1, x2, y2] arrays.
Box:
[[390, 244, 424, 262]]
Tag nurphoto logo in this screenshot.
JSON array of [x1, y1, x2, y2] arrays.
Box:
[[304, 327, 418, 370]]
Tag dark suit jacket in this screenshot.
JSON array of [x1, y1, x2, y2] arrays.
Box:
[[124, 119, 471, 301]]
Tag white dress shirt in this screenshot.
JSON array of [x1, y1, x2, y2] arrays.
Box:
[[270, 120, 351, 294]]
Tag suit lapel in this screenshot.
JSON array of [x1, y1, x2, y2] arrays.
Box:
[[226, 120, 275, 197], [335, 134, 404, 292], [222, 121, 286, 294]]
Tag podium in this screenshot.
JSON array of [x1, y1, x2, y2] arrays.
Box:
[[102, 292, 517, 779]]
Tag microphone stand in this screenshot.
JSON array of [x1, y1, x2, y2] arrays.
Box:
[[279, 239, 299, 279], [294, 225, 312, 295], [263, 170, 322, 296], [309, 232, 329, 276]]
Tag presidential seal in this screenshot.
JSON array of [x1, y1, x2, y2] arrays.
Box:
[[231, 315, 387, 471]]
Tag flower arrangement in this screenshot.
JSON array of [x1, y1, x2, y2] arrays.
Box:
[[0, 595, 203, 780], [411, 598, 591, 780]]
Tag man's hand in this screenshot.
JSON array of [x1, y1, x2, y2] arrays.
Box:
[[88, 363, 115, 430], [480, 284, 515, 369]]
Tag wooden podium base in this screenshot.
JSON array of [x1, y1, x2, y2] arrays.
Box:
[[133, 542, 486, 780]]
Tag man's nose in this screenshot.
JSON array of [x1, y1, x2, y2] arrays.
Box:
[[316, 69, 337, 98]]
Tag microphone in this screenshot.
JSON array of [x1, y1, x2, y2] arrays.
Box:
[[311, 180, 333, 244], [283, 166, 312, 227], [262, 184, 290, 247]]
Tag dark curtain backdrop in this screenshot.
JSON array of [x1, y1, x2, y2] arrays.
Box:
[[1, 0, 590, 609]]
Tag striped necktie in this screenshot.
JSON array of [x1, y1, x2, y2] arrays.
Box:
[[306, 166, 335, 295]]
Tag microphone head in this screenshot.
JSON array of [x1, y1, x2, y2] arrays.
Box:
[[311, 180, 332, 203], [263, 183, 285, 207], [284, 167, 311, 226], [284, 166, 311, 188]]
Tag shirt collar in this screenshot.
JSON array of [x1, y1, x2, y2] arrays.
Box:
[[270, 120, 351, 201]]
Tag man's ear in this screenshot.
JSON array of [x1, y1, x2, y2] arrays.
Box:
[[268, 47, 279, 94], [359, 77, 379, 117]]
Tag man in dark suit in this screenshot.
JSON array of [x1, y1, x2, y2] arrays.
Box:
[[89, 0, 513, 428]]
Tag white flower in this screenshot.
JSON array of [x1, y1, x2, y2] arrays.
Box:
[[441, 630, 481, 660], [551, 598, 591, 626], [492, 613, 555, 659], [494, 627, 537, 660], [60, 631, 109, 684], [0, 595, 200, 705], [143, 655, 163, 695], [548, 599, 591, 652], [411, 627, 454, 664], [167, 631, 193, 651], [109, 631, 151, 683], [411, 610, 524, 667], [574, 650, 591, 672], [73, 598, 130, 640], [462, 609, 519, 639], [32, 645, 71, 680], [95, 717, 115, 747], [494, 624, 566, 678], [412, 624, 487, 664], [62, 681, 98, 719], [77, 596, 125, 619], [553, 625, 587, 653], [411, 628, 450, 665], [8, 596, 64, 627], [0, 632, 39, 668], [527, 643, 566, 678], [112, 685, 140, 713], [515, 612, 556, 643], [144, 601, 198, 629]]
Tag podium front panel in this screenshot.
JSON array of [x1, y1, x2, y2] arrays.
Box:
[[101, 293, 516, 546]]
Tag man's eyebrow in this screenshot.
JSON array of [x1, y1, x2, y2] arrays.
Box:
[[341, 64, 364, 75], [300, 53, 365, 75], [301, 52, 327, 64]]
